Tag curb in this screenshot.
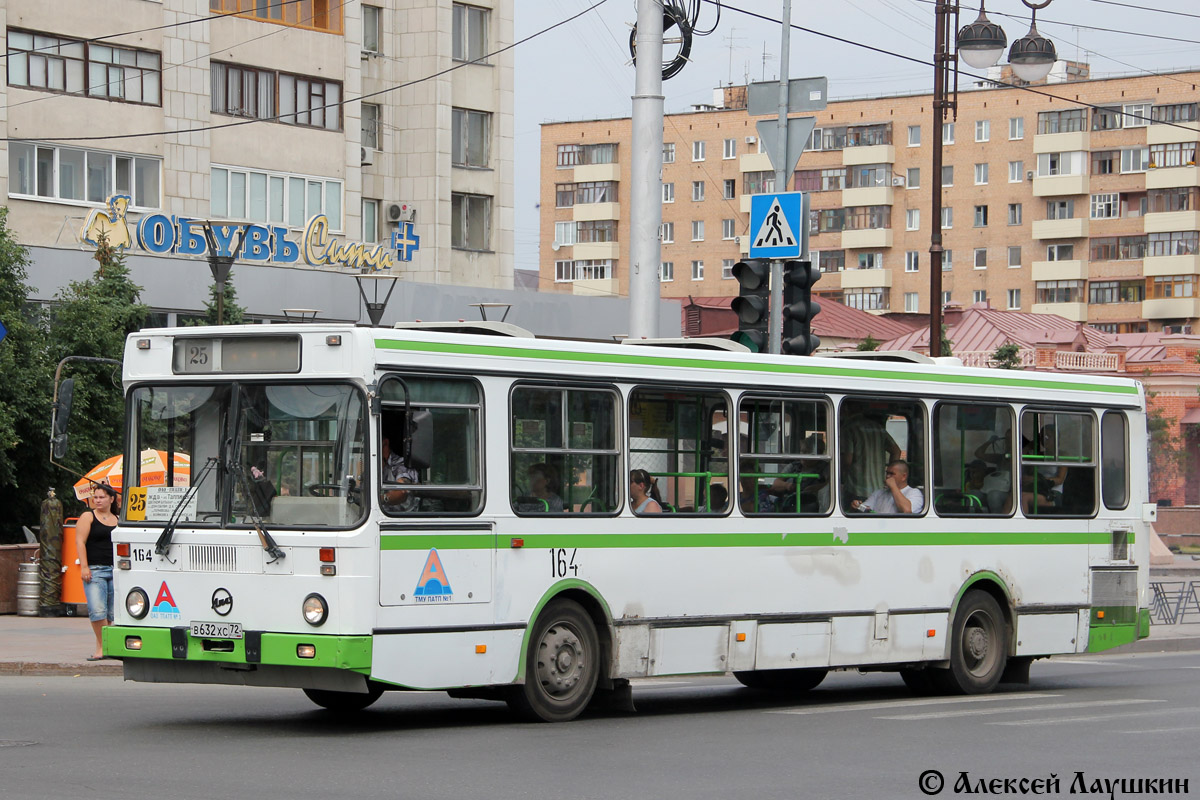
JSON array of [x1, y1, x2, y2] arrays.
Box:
[[0, 661, 122, 677], [1115, 635, 1200, 655]]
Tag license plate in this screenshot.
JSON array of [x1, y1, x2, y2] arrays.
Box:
[[190, 621, 243, 640]]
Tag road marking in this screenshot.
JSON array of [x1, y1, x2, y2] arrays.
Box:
[[1115, 724, 1200, 735], [629, 680, 697, 688], [770, 691, 1058, 716], [1048, 658, 1137, 668], [986, 702, 1179, 727], [878, 698, 1158, 721]]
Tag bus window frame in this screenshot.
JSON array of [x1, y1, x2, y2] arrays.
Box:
[[930, 400, 1017, 518], [1019, 406, 1099, 519], [1101, 409, 1130, 511], [837, 393, 930, 518], [737, 392, 834, 517]]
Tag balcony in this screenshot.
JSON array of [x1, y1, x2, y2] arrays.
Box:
[[1032, 174, 1088, 197], [840, 268, 892, 289], [1144, 297, 1200, 319], [1031, 301, 1087, 321], [1145, 210, 1200, 234], [573, 163, 621, 183], [1143, 254, 1200, 277], [573, 242, 619, 261], [842, 186, 894, 207], [572, 202, 620, 222], [956, 350, 1036, 369], [1146, 166, 1200, 190], [1147, 121, 1200, 146], [572, 277, 620, 297], [1032, 259, 1086, 281], [1054, 351, 1120, 371], [1032, 131, 1089, 154], [841, 228, 892, 249], [843, 145, 894, 166], [740, 152, 773, 173], [1031, 218, 1088, 240]]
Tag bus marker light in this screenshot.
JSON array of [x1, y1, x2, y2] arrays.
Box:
[[325, 335, 342, 346], [116, 543, 130, 557], [297, 645, 316, 659], [320, 565, 337, 576], [736, 633, 746, 642], [1097, 610, 1105, 619], [125, 637, 143, 650], [136, 338, 151, 350], [475, 645, 487, 654], [118, 559, 131, 570], [927, 629, 936, 638], [510, 538, 524, 548], [319, 548, 335, 562]]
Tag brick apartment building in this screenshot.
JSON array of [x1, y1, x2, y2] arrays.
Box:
[[539, 65, 1200, 335]]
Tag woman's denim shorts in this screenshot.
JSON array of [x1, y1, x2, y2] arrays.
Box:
[[83, 565, 114, 623]]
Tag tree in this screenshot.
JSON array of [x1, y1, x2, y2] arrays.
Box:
[[0, 209, 53, 541], [189, 271, 246, 326], [856, 335, 880, 352], [939, 324, 953, 357], [990, 342, 1023, 370], [1143, 372, 1187, 503]]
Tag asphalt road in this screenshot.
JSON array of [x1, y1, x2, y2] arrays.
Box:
[[2, 651, 1197, 800]]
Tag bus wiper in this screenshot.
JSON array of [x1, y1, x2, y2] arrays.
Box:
[[154, 456, 219, 558], [234, 464, 286, 563]]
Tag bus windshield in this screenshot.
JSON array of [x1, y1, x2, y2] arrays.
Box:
[[126, 382, 367, 528]]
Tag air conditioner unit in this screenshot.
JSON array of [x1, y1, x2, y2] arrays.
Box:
[[385, 201, 415, 224], [360, 147, 374, 167], [1026, 170, 1034, 181], [745, 136, 757, 144], [892, 176, 906, 187]]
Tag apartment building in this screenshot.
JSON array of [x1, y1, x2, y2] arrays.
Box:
[[540, 67, 1200, 335], [6, 0, 515, 325]]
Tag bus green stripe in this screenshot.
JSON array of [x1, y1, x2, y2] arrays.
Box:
[[381, 531, 1113, 550], [376, 339, 1138, 396]]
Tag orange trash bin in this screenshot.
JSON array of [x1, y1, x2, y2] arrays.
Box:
[[61, 517, 87, 605]]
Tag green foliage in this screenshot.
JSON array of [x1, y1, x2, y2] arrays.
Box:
[[939, 324, 953, 357], [0, 209, 53, 541], [1143, 372, 1187, 501], [188, 271, 246, 326], [856, 335, 880, 352], [991, 342, 1023, 370]]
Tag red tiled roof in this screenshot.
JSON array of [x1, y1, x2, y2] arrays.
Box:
[[684, 296, 918, 341], [883, 304, 1115, 352]]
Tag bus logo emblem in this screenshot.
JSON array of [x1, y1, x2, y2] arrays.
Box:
[[151, 581, 181, 620], [414, 549, 453, 603], [211, 588, 233, 616]]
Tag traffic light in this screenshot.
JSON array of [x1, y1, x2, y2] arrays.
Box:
[[781, 259, 822, 356], [730, 259, 771, 353]]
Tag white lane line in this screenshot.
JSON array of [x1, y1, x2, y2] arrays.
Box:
[[988, 704, 1190, 727], [769, 692, 1059, 716], [1115, 724, 1200, 735], [1048, 659, 1138, 668], [628, 680, 695, 687], [878, 697, 1158, 721]]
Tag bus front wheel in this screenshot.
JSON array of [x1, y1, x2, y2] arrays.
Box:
[[935, 591, 1008, 694], [303, 683, 384, 712], [734, 668, 827, 692], [508, 599, 600, 722]]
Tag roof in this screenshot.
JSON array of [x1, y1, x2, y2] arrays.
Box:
[[683, 296, 918, 341], [882, 304, 1114, 353]]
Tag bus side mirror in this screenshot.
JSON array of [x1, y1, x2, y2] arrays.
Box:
[[406, 409, 433, 471], [52, 433, 69, 460], [53, 378, 74, 436]]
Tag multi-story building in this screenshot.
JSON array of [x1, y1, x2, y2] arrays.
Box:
[[7, 0, 515, 325], [540, 66, 1200, 335]]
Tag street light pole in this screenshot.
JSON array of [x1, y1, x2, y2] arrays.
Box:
[[928, 0, 958, 358]]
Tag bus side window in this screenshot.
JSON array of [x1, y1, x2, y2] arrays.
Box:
[[738, 395, 831, 515], [839, 397, 927, 516], [1101, 411, 1129, 510], [1020, 409, 1096, 517], [932, 403, 1014, 516], [628, 387, 729, 514]]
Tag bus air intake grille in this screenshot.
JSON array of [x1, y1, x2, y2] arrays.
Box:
[[1090, 569, 1136, 608], [184, 545, 262, 574]]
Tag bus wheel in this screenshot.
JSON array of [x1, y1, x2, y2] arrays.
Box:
[[508, 599, 599, 722], [733, 668, 827, 692], [936, 591, 1008, 695], [303, 683, 384, 712]]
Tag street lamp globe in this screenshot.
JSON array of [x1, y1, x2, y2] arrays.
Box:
[[957, 8, 1007, 70], [1008, 20, 1057, 82]]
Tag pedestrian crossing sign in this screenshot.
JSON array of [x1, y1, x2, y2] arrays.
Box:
[[750, 192, 804, 259]]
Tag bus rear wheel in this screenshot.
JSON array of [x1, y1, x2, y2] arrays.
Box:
[[935, 591, 1008, 695], [303, 683, 384, 712], [507, 599, 600, 723], [734, 668, 827, 692]]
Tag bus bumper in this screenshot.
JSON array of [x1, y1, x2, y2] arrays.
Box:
[[103, 626, 373, 672], [1085, 608, 1150, 652]]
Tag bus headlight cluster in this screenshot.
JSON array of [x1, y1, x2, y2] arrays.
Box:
[[126, 588, 149, 619], [302, 593, 328, 626]]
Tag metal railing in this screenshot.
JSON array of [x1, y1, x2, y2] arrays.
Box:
[[1149, 580, 1200, 624]]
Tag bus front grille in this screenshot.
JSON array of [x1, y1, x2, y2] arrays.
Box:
[[184, 545, 262, 574]]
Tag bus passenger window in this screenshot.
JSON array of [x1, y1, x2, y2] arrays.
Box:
[[511, 386, 619, 515], [1020, 410, 1095, 517], [933, 403, 1015, 516], [1101, 411, 1129, 510], [839, 398, 926, 516], [739, 396, 831, 515], [628, 388, 730, 514]]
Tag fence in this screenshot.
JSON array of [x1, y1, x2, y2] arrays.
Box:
[[1149, 580, 1200, 624]]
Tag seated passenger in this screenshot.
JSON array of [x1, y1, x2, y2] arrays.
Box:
[[630, 469, 663, 514], [381, 421, 419, 512], [850, 460, 924, 515], [525, 463, 564, 513], [964, 459, 1011, 514], [707, 484, 729, 512]]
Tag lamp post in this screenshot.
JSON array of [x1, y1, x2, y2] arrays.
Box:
[[929, 0, 1057, 357]]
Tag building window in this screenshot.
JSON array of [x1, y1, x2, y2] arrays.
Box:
[[691, 180, 705, 202], [1007, 289, 1021, 310], [1038, 109, 1087, 134], [1149, 188, 1200, 214], [942, 290, 952, 305], [941, 207, 953, 229], [555, 221, 576, 246], [743, 171, 775, 195], [844, 287, 889, 311], [1008, 246, 1021, 267], [973, 290, 987, 304], [362, 198, 378, 243], [1091, 235, 1147, 261], [692, 141, 705, 161], [660, 221, 673, 243], [857, 252, 884, 270], [942, 122, 955, 144], [1090, 280, 1145, 304], [1092, 150, 1117, 175], [660, 261, 674, 282], [663, 142, 675, 163], [1046, 199, 1075, 220], [1037, 151, 1086, 177], [1149, 231, 1199, 257], [848, 163, 892, 189], [1149, 142, 1198, 169], [722, 259, 735, 279], [1092, 106, 1122, 131], [907, 125, 921, 146], [554, 260, 573, 282], [691, 260, 704, 280], [905, 292, 919, 313], [1149, 275, 1196, 298], [8, 30, 162, 106], [1152, 103, 1199, 124], [905, 251, 919, 272], [211, 63, 343, 131], [210, 0, 344, 33], [1008, 161, 1024, 183], [1009, 117, 1024, 139], [452, 2, 489, 62], [942, 250, 953, 271], [975, 120, 990, 142], [1036, 280, 1085, 303], [1121, 147, 1150, 173], [577, 220, 615, 243], [1046, 244, 1075, 261], [846, 123, 892, 147], [723, 138, 736, 159], [974, 205, 989, 227], [451, 192, 491, 251], [844, 206, 891, 231], [9, 143, 161, 208], [278, 72, 343, 130], [818, 208, 846, 233], [556, 143, 617, 167], [899, 209, 917, 231], [941, 165, 954, 187], [554, 259, 612, 282], [559, 181, 615, 205], [723, 179, 736, 199], [1123, 103, 1151, 128], [1091, 193, 1119, 220], [906, 167, 920, 188], [361, 103, 380, 150], [362, 5, 381, 52], [818, 251, 845, 272], [691, 220, 704, 241], [722, 219, 736, 240], [1008, 203, 1022, 225], [209, 62, 273, 119], [974, 248, 988, 269], [211, 165, 341, 229], [662, 182, 674, 203], [974, 163, 989, 185]]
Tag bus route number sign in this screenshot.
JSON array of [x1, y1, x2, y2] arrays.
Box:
[[550, 548, 579, 579]]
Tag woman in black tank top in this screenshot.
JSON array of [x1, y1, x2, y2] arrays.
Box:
[[77, 483, 120, 660]]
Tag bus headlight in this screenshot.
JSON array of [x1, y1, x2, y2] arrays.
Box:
[[302, 593, 328, 626], [126, 588, 149, 620]]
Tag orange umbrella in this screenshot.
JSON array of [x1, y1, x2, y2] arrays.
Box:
[[74, 449, 192, 501]]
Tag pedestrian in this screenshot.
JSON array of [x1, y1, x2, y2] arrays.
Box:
[[76, 482, 119, 661]]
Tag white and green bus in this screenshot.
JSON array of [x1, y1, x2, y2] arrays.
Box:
[[103, 322, 1153, 721]]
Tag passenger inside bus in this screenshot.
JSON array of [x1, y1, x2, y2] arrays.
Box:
[[629, 469, 663, 514], [523, 463, 564, 512], [849, 460, 924, 514], [381, 414, 419, 512], [840, 407, 902, 502], [964, 459, 1011, 514], [1021, 424, 1067, 514]]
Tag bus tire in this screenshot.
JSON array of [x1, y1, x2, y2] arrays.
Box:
[[303, 683, 384, 712], [508, 599, 600, 723], [733, 668, 827, 692], [935, 591, 1008, 695]]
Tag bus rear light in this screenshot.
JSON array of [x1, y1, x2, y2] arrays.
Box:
[[118, 559, 131, 570], [1097, 610, 1105, 619], [736, 633, 747, 642], [319, 548, 336, 562], [125, 637, 143, 650], [475, 644, 487, 654], [116, 543, 130, 557], [510, 538, 524, 548], [297, 644, 317, 659], [927, 629, 937, 638], [320, 565, 337, 576]]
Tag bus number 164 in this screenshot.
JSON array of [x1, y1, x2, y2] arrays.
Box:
[[550, 548, 579, 578]]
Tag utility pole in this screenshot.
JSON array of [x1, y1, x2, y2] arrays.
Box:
[[627, 0, 664, 339], [768, 0, 792, 354]]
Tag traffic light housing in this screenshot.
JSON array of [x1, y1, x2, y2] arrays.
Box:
[[730, 259, 771, 353], [781, 259, 821, 356]]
